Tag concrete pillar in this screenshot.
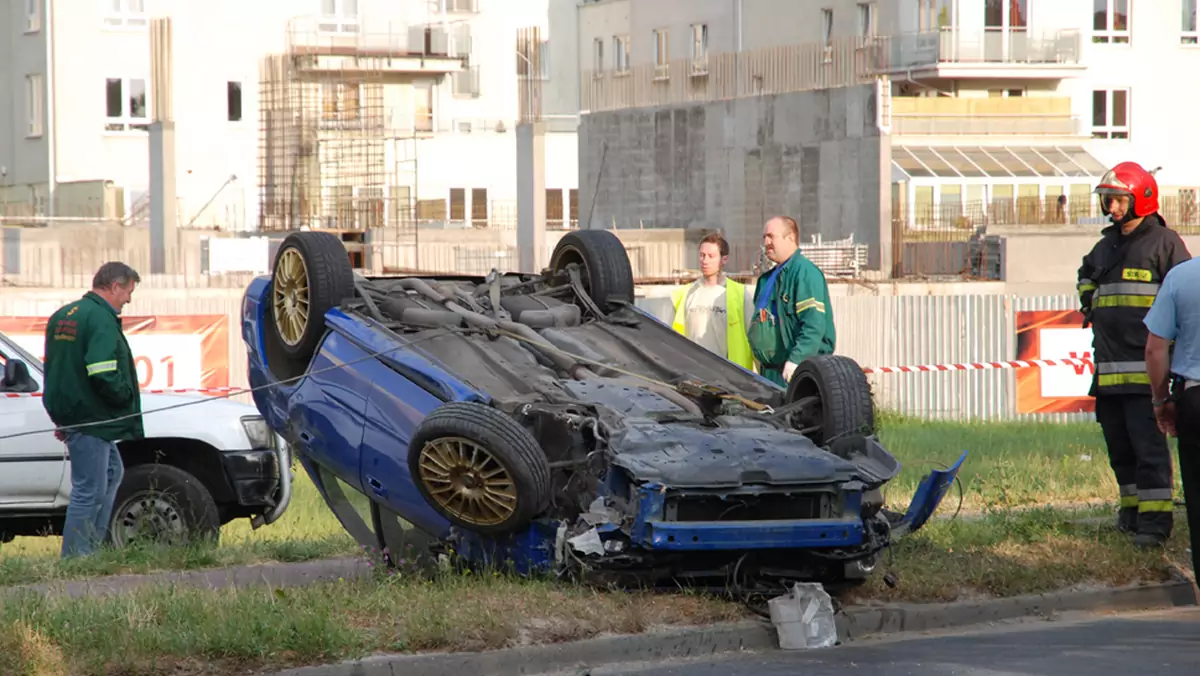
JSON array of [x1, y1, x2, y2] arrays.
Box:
[[516, 121, 547, 273], [877, 131, 894, 277], [149, 122, 178, 275], [149, 18, 177, 275]]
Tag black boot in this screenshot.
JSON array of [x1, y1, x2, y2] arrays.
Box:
[[1117, 507, 1138, 534], [1133, 532, 1167, 549]]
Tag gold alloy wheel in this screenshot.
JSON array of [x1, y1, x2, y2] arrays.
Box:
[[416, 436, 519, 527], [273, 247, 310, 346]]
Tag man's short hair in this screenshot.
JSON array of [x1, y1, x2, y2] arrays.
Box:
[[772, 216, 800, 241], [699, 232, 729, 257], [92, 261, 141, 290]]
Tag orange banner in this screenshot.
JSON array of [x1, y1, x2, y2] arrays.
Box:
[[1015, 310, 1095, 414], [0, 315, 230, 390]]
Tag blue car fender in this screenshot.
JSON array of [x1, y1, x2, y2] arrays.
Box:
[[891, 450, 968, 538]]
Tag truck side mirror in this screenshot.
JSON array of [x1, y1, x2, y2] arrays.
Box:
[[1, 359, 39, 393]]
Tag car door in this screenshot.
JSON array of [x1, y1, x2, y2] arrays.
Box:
[[0, 342, 67, 506]]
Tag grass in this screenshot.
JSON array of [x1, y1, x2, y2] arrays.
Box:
[[0, 505, 1190, 676], [0, 415, 1185, 588]]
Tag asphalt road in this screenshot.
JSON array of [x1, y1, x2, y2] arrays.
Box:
[[564, 608, 1200, 676]]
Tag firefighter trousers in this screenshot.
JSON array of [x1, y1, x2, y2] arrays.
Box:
[[1095, 394, 1174, 537], [1173, 385, 1200, 578]]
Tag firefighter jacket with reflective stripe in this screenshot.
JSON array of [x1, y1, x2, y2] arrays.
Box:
[[671, 277, 756, 370], [1077, 214, 1192, 396], [42, 291, 145, 442]]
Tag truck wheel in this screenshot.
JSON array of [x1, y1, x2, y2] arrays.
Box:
[[268, 231, 355, 364], [408, 401, 551, 535], [548, 230, 635, 313], [108, 464, 221, 548], [785, 355, 875, 447]]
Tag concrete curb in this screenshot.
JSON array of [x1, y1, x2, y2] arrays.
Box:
[[268, 580, 1198, 676], [1, 556, 371, 600]]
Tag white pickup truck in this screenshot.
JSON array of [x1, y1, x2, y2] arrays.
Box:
[[0, 330, 292, 546]]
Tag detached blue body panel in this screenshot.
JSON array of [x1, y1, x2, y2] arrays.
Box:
[[240, 274, 969, 581]]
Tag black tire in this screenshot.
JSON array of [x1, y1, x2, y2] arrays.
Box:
[[269, 231, 355, 362], [785, 355, 875, 447], [548, 230, 635, 312], [108, 464, 221, 548], [407, 401, 551, 535]]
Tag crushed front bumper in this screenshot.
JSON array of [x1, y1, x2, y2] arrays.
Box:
[[624, 450, 967, 553], [219, 433, 294, 528]]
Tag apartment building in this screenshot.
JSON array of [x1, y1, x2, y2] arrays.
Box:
[[571, 0, 1200, 228], [0, 0, 579, 232]]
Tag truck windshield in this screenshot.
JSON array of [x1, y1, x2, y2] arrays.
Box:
[[0, 333, 45, 372]]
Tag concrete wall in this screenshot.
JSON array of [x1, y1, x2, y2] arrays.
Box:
[[998, 226, 1200, 297], [577, 85, 887, 272]]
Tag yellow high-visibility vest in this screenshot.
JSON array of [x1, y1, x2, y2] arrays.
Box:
[[670, 278, 755, 371]]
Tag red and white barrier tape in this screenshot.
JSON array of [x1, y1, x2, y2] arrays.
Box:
[[861, 357, 1091, 375], [4, 387, 245, 399], [2, 358, 1094, 399]]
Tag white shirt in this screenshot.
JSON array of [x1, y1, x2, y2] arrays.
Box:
[[680, 277, 755, 358]]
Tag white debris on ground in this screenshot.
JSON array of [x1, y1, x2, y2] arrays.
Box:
[[768, 581, 839, 650]]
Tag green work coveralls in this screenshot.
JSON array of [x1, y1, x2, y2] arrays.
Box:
[[747, 250, 836, 387]]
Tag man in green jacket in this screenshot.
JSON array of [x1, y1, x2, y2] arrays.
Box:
[[43, 262, 144, 558], [747, 216, 836, 387]]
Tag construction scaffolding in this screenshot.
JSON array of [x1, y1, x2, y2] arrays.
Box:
[[256, 15, 467, 269]]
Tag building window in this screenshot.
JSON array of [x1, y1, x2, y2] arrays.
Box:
[[593, 37, 604, 72], [26, 74, 43, 137], [25, 0, 41, 32], [470, 188, 488, 227], [691, 24, 708, 61], [103, 0, 148, 28], [1185, 0, 1198, 44], [613, 35, 630, 73], [654, 28, 669, 68], [318, 0, 359, 34], [414, 83, 433, 132], [449, 188, 465, 221], [445, 0, 478, 12], [105, 77, 149, 132], [857, 3, 875, 37], [821, 8, 833, 47], [1092, 89, 1130, 139], [1093, 0, 1130, 43], [227, 81, 242, 122]]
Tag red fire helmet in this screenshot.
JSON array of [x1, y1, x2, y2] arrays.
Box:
[[1093, 161, 1160, 219]]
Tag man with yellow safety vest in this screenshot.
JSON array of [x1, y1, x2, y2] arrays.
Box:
[[671, 232, 756, 371], [1077, 161, 1191, 548]]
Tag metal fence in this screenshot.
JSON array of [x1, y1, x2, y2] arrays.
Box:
[[638, 291, 1091, 423], [1, 284, 1093, 424]]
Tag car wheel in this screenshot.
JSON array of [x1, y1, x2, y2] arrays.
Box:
[[548, 230, 635, 313], [108, 464, 221, 548], [785, 355, 875, 447], [407, 401, 551, 535], [268, 231, 355, 363]]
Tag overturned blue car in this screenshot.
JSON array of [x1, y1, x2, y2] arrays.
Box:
[[241, 230, 965, 591]]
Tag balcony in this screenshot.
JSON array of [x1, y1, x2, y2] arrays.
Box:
[[890, 96, 1087, 139], [881, 28, 1085, 80], [285, 15, 470, 77]]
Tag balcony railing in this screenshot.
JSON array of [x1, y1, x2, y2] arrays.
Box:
[[285, 14, 472, 60], [891, 114, 1084, 136], [581, 35, 885, 112], [886, 28, 1081, 70]]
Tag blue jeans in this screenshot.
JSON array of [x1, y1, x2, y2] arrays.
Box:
[[61, 432, 125, 558]]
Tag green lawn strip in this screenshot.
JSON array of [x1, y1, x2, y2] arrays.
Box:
[[875, 414, 1190, 513], [0, 506, 1190, 676], [0, 416, 1183, 587]]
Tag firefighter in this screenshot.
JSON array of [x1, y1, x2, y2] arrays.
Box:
[[1077, 161, 1192, 548]]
